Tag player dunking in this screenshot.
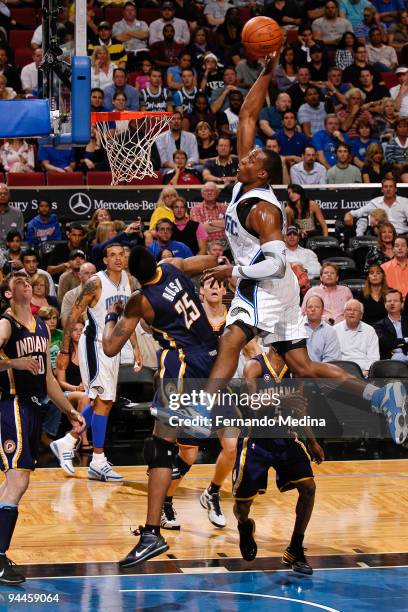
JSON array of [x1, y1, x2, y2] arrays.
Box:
[[102, 247, 224, 566], [201, 52, 407, 445], [51, 244, 141, 482], [0, 273, 83, 585]]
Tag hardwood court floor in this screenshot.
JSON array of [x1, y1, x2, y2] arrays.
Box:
[[3, 459, 408, 566]]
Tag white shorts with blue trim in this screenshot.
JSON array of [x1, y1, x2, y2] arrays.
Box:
[[79, 334, 120, 401]]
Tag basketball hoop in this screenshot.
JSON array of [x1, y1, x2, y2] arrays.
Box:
[[91, 111, 172, 186]]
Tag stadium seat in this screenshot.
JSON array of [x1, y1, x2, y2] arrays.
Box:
[[239, 7, 252, 22], [118, 365, 154, 385], [7, 172, 45, 186], [87, 171, 113, 185], [104, 6, 123, 24], [14, 48, 34, 68], [286, 29, 299, 44], [10, 8, 37, 26], [0, 172, 4, 183], [9, 30, 34, 49], [339, 278, 365, 297], [306, 235, 345, 262], [368, 360, 408, 380], [126, 172, 162, 185], [138, 7, 162, 24], [380, 72, 399, 89], [322, 256, 357, 279], [46, 172, 84, 186], [127, 71, 138, 87], [347, 236, 377, 273], [329, 360, 364, 378]]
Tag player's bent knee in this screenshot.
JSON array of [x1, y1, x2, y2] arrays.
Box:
[[176, 456, 192, 477], [297, 478, 316, 497], [144, 435, 177, 469]]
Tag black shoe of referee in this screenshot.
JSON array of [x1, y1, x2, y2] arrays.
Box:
[[0, 555, 26, 585], [237, 518, 257, 561], [119, 527, 169, 568]]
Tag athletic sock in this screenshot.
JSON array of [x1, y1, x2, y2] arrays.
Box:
[[0, 504, 18, 553], [81, 404, 93, 428], [144, 524, 160, 535], [91, 413, 108, 449], [92, 452, 106, 465], [63, 432, 77, 448], [165, 496, 173, 504], [208, 482, 220, 495], [289, 532, 304, 551]]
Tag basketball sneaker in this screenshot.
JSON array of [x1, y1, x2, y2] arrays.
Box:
[[155, 401, 212, 439], [200, 488, 226, 528], [88, 460, 123, 482], [237, 519, 257, 561], [0, 555, 25, 585], [50, 439, 76, 475], [282, 545, 313, 575], [119, 527, 169, 568], [371, 382, 408, 444], [161, 501, 181, 530]]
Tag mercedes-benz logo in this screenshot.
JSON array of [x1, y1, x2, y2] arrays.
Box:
[[69, 192, 92, 215]]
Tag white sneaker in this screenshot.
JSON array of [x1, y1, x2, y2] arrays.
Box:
[[50, 439, 76, 475], [200, 488, 226, 528], [88, 460, 123, 482], [161, 501, 181, 530]]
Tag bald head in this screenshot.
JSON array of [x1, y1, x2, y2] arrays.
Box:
[[201, 182, 219, 203], [79, 262, 96, 284], [344, 299, 363, 328]]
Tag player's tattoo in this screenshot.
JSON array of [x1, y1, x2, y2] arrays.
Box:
[[74, 277, 97, 308], [112, 320, 126, 337]]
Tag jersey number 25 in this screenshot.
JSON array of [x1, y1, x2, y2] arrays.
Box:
[[174, 292, 201, 330]]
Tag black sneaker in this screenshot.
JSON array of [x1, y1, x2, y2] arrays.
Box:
[[119, 527, 169, 568], [282, 545, 313, 575], [0, 555, 25, 585], [161, 501, 181, 530], [237, 519, 257, 561]]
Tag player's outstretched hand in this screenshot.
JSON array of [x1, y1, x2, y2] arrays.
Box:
[[308, 439, 325, 465], [69, 408, 85, 434], [12, 356, 40, 374], [263, 50, 280, 75], [203, 264, 233, 284]]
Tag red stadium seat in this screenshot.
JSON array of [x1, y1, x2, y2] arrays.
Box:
[[138, 8, 161, 24], [104, 6, 123, 24], [10, 8, 37, 26], [380, 72, 399, 89], [14, 48, 34, 68], [239, 7, 252, 23], [127, 71, 139, 87], [286, 29, 299, 45], [7, 172, 45, 186], [126, 172, 162, 185], [9, 30, 34, 50], [46, 172, 84, 186], [87, 171, 113, 185], [0, 172, 4, 183]]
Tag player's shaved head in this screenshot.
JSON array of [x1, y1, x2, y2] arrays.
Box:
[[129, 246, 158, 284]]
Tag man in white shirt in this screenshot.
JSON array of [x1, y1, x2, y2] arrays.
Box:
[[21, 48, 43, 95], [304, 295, 341, 362], [334, 299, 380, 375], [390, 66, 408, 118], [284, 225, 321, 279], [149, 1, 190, 46], [344, 176, 408, 235], [290, 145, 327, 185]]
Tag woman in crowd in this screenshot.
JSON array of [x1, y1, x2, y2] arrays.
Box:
[[0, 74, 16, 99], [274, 45, 298, 91], [135, 58, 152, 91], [85, 208, 111, 251], [188, 27, 220, 74], [364, 221, 396, 271], [183, 93, 215, 132], [361, 143, 394, 183], [335, 31, 358, 70], [286, 183, 328, 240], [374, 98, 399, 145], [156, 248, 174, 261], [30, 273, 59, 315], [357, 264, 388, 326], [90, 45, 116, 90], [0, 138, 35, 173], [195, 121, 218, 163], [148, 186, 178, 232], [338, 88, 375, 139]]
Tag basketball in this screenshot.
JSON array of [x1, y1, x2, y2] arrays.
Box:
[[241, 16, 283, 59]]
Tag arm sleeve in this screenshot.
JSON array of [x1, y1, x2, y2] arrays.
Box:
[[232, 240, 286, 281]]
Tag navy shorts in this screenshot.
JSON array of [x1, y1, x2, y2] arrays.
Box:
[[0, 396, 42, 471], [232, 436, 313, 499]]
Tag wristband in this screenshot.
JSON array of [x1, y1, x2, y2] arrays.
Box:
[[105, 312, 120, 324]]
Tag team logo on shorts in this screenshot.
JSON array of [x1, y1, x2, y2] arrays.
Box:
[[230, 307, 250, 318], [4, 440, 16, 454], [264, 374, 271, 382], [165, 382, 178, 397]]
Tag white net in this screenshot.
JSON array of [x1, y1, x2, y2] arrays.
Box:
[[93, 113, 171, 186]]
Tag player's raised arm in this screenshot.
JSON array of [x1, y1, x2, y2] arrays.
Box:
[[102, 292, 143, 357], [237, 52, 280, 159], [167, 255, 218, 277]]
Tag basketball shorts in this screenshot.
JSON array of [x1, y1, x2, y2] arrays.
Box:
[[79, 334, 120, 402], [232, 436, 313, 500], [0, 396, 43, 471]]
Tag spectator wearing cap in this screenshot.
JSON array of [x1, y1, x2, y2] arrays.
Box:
[[298, 86, 327, 138], [102, 68, 139, 111], [366, 26, 398, 72], [284, 225, 322, 278], [47, 223, 86, 281], [326, 142, 362, 183], [112, 2, 149, 70], [149, 1, 190, 47], [390, 65, 408, 117], [290, 145, 328, 185], [200, 52, 224, 100], [312, 0, 353, 47], [26, 200, 61, 247], [57, 249, 87, 303], [148, 218, 193, 259], [88, 21, 127, 67]]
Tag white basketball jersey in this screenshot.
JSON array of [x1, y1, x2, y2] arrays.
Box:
[[85, 270, 131, 342]]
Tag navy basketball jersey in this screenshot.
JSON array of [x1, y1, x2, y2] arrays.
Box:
[[143, 263, 217, 351], [0, 310, 49, 400], [207, 306, 227, 338]]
